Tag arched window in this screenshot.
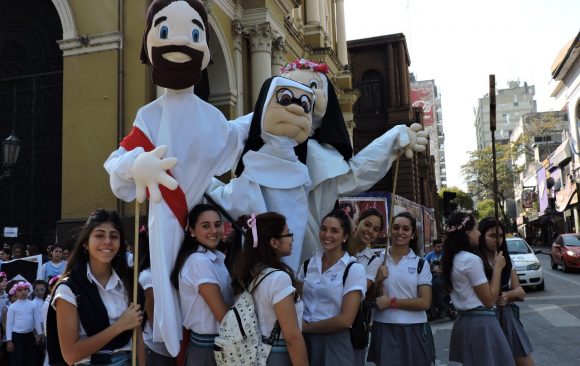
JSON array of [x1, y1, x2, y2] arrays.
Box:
[[359, 70, 383, 116]]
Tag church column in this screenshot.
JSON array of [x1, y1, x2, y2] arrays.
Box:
[[306, 0, 320, 25], [335, 0, 348, 66], [232, 19, 245, 116], [271, 37, 286, 77], [248, 23, 275, 105]]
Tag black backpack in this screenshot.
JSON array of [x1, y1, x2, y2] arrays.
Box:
[[303, 258, 373, 349]]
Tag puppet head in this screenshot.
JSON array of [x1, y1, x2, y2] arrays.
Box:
[[140, 0, 210, 90], [235, 77, 314, 176], [281, 59, 353, 161]]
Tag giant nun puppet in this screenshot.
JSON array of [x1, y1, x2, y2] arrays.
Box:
[[104, 0, 251, 355], [281, 59, 429, 262], [206, 76, 314, 272]]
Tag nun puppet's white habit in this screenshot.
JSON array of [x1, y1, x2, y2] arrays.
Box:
[[104, 0, 250, 355], [281, 60, 428, 263], [206, 76, 313, 272]]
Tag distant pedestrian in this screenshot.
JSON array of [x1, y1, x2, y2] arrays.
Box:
[[6, 281, 42, 365], [41, 244, 67, 282], [478, 218, 534, 366], [441, 212, 514, 366]]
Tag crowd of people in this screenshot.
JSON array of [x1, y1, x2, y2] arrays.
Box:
[[0, 206, 532, 366]]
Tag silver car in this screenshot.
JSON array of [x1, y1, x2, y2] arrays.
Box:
[[506, 237, 545, 291]]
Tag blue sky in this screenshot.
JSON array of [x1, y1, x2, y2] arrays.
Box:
[[345, 0, 580, 190]]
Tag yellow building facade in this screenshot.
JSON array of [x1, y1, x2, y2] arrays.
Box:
[[56, 0, 355, 231]]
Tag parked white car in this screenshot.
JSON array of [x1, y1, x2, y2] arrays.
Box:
[[506, 237, 545, 291]]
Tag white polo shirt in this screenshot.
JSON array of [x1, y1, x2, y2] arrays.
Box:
[[373, 249, 432, 324], [298, 251, 366, 322], [178, 248, 232, 334], [450, 251, 488, 310], [52, 264, 131, 364], [355, 247, 381, 283], [138, 269, 171, 357], [252, 268, 304, 338]]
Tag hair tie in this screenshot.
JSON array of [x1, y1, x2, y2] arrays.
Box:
[[247, 213, 258, 248], [48, 275, 61, 287], [139, 225, 148, 234], [9, 281, 31, 296]]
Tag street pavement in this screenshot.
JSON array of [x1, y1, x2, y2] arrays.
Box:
[[368, 249, 580, 365]]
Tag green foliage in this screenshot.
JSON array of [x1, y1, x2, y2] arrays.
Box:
[[438, 186, 474, 212], [476, 199, 496, 219]]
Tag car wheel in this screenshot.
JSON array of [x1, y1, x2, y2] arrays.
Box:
[[551, 256, 558, 270], [537, 281, 545, 291], [562, 259, 569, 273]]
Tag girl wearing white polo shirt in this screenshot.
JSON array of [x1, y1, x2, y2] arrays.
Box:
[[231, 212, 308, 366], [299, 209, 366, 366], [367, 211, 435, 366], [441, 212, 514, 366], [51, 209, 144, 366], [170, 204, 232, 366], [349, 208, 383, 365]]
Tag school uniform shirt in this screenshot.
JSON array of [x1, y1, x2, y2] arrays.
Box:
[[298, 251, 366, 322], [32, 297, 44, 334], [373, 249, 432, 324], [252, 268, 304, 338], [6, 299, 42, 340], [41, 260, 67, 281], [178, 248, 232, 334], [52, 264, 131, 364], [139, 269, 171, 357], [450, 251, 488, 310], [355, 247, 381, 283]]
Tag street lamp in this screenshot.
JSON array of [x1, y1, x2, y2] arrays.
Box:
[[0, 134, 21, 180]]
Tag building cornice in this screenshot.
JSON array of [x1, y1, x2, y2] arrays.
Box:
[[58, 32, 122, 57]]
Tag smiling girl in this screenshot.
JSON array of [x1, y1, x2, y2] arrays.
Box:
[[51, 209, 144, 366], [170, 204, 232, 366], [299, 209, 366, 366]]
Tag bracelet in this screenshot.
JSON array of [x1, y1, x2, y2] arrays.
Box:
[[389, 297, 398, 309]]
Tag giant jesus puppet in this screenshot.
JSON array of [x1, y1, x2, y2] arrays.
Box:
[[105, 0, 428, 356]]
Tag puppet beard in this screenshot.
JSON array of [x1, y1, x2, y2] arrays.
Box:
[[150, 45, 205, 90]]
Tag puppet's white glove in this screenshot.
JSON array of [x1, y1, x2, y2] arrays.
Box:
[[131, 145, 178, 203], [404, 123, 429, 159]]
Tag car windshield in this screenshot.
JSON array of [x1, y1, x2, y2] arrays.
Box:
[[563, 236, 580, 247], [507, 239, 531, 254]]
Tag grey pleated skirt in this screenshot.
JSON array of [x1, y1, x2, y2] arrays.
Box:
[[303, 330, 353, 366], [184, 332, 217, 366], [496, 304, 533, 358], [353, 348, 366, 366], [145, 346, 176, 366], [367, 322, 435, 366], [265, 337, 292, 366], [449, 309, 515, 366]]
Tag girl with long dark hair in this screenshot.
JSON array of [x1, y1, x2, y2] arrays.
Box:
[[52, 209, 144, 365], [299, 209, 366, 366], [367, 211, 435, 365], [170, 204, 231, 366], [477, 218, 534, 366], [231, 212, 308, 365], [443, 212, 514, 366]]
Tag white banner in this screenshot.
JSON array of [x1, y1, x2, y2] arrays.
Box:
[[3, 227, 18, 238]]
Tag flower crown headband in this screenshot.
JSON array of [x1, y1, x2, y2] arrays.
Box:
[[0, 272, 6, 278], [9, 281, 31, 296], [444, 216, 471, 234], [280, 59, 329, 74]]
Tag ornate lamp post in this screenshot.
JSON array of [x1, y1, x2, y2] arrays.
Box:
[[0, 134, 21, 179]]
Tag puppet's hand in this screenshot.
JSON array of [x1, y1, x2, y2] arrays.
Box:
[[131, 145, 178, 203], [404, 123, 429, 159]]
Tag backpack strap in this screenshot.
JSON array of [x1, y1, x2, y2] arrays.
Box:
[[367, 254, 378, 266], [249, 269, 281, 293], [417, 257, 425, 274], [342, 261, 356, 286]]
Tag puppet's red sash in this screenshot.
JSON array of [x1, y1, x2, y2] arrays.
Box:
[[120, 127, 188, 229]]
